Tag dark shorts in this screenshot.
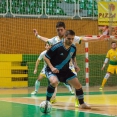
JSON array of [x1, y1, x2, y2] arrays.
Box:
[[45, 68, 77, 83]]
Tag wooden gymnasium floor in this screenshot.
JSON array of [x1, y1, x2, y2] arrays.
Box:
[[0, 86, 117, 117]]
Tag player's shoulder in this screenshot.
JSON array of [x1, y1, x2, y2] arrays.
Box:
[[51, 41, 62, 50], [71, 43, 76, 48], [74, 35, 80, 39], [41, 50, 47, 55], [108, 49, 114, 53], [50, 36, 58, 40]]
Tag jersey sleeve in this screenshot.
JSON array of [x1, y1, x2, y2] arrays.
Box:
[[74, 36, 82, 44], [38, 51, 46, 60], [106, 50, 110, 58], [72, 47, 76, 59], [47, 37, 56, 45], [45, 46, 56, 60]]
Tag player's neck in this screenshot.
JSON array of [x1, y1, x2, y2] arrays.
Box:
[[63, 43, 71, 49], [112, 48, 116, 50], [59, 36, 64, 39]]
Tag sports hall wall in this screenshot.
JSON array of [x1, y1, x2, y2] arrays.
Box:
[[0, 18, 115, 88]]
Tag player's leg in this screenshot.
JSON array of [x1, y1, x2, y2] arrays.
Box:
[[67, 77, 91, 109], [46, 70, 59, 102], [50, 87, 57, 103], [31, 74, 45, 95], [99, 72, 111, 90], [63, 82, 74, 94], [68, 63, 77, 94], [99, 65, 114, 90]]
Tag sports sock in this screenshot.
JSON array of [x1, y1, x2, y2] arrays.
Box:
[[35, 80, 40, 92], [75, 88, 84, 105], [46, 85, 55, 101], [101, 73, 110, 87], [101, 78, 107, 87], [63, 83, 72, 92]]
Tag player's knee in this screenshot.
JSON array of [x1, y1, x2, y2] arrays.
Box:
[[51, 80, 59, 87], [105, 73, 110, 79], [38, 76, 43, 81]]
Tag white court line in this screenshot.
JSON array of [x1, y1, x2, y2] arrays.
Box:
[[0, 97, 114, 117]]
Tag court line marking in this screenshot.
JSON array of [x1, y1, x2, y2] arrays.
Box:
[[0, 98, 114, 117]]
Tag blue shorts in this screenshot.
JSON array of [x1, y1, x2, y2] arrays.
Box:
[[45, 68, 77, 83]]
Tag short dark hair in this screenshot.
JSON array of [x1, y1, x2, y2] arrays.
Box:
[[111, 41, 116, 44], [65, 30, 75, 37], [56, 21, 65, 29]]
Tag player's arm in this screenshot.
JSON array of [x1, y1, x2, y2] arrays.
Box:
[[81, 35, 108, 42], [33, 29, 49, 42], [72, 57, 80, 72], [34, 52, 44, 74], [44, 48, 59, 73], [101, 58, 109, 70], [71, 48, 80, 72], [44, 56, 59, 73], [34, 59, 40, 74]]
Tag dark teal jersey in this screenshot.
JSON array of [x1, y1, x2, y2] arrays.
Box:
[[45, 41, 76, 71]]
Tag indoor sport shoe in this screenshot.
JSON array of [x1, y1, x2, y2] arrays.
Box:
[[99, 86, 103, 90], [75, 98, 79, 108], [70, 91, 75, 95], [31, 91, 37, 95], [79, 103, 91, 109], [50, 98, 57, 104]]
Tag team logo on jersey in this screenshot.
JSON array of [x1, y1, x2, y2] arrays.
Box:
[[70, 52, 73, 56], [60, 53, 64, 55], [113, 56, 116, 60], [48, 72, 52, 75]]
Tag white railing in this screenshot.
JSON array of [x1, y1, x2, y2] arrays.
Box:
[[0, 0, 8, 17], [45, 0, 76, 19], [77, 0, 98, 19], [1, 0, 100, 19], [10, 0, 43, 17]]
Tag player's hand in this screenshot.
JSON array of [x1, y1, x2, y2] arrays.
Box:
[[101, 67, 104, 70], [51, 67, 59, 73], [34, 69, 37, 74], [99, 35, 108, 40], [75, 66, 80, 73], [33, 29, 38, 36]]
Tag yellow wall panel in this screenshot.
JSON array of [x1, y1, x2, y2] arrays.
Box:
[[0, 62, 11, 69], [12, 81, 28, 88], [0, 54, 22, 61], [0, 73, 27, 77], [0, 70, 11, 77], [0, 78, 28, 88]]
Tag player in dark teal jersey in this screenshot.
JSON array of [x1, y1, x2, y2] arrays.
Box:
[[44, 30, 91, 109]]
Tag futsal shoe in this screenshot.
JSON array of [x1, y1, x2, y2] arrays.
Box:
[[99, 86, 103, 90], [50, 98, 57, 104], [31, 91, 37, 95], [79, 103, 91, 109], [70, 91, 75, 95], [75, 98, 79, 108]]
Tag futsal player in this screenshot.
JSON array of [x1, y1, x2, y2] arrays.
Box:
[[33, 21, 107, 107], [44, 30, 91, 109], [100, 41, 117, 90], [31, 42, 57, 103]]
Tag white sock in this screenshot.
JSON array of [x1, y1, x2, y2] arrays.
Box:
[[35, 80, 40, 92], [63, 83, 72, 92]]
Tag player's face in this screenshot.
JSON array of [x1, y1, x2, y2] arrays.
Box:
[[65, 35, 74, 46], [56, 27, 66, 38], [111, 43, 117, 49], [45, 44, 51, 50]]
